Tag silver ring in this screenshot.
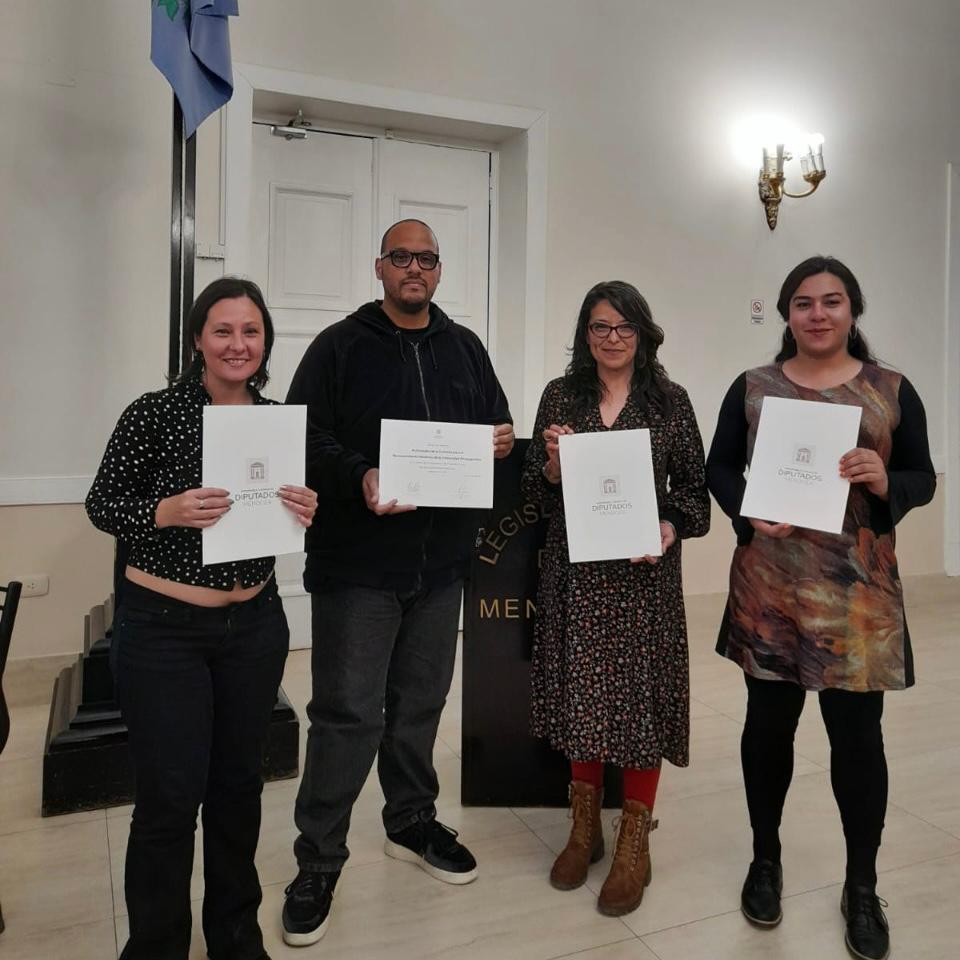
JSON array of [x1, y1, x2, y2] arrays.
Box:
[[198, 498, 206, 509]]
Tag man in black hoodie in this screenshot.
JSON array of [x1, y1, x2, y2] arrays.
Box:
[[282, 219, 514, 946]]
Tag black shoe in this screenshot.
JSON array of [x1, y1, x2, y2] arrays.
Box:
[[281, 870, 339, 947], [842, 884, 890, 960], [385, 813, 478, 884], [740, 859, 783, 926]]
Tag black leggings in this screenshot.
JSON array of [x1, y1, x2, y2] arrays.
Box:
[[741, 672, 887, 887]]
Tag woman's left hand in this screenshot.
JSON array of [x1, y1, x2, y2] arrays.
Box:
[[279, 485, 318, 527], [839, 448, 888, 500], [631, 521, 677, 565]]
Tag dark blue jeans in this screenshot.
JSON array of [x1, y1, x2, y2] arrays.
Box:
[[111, 578, 289, 960], [293, 579, 463, 872]]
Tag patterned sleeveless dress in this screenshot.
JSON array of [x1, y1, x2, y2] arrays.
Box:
[[716, 363, 933, 692]]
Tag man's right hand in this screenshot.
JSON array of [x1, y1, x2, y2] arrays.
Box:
[[362, 468, 417, 515]]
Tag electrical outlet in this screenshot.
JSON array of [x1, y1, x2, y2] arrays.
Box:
[[18, 574, 49, 597]]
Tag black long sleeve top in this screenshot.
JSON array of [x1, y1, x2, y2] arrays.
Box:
[[85, 378, 276, 590], [286, 300, 512, 591]]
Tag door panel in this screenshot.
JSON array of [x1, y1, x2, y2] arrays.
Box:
[[251, 127, 375, 647], [252, 126, 375, 400], [377, 139, 490, 345]]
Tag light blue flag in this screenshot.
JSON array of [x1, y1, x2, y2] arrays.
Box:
[[150, 0, 239, 138]]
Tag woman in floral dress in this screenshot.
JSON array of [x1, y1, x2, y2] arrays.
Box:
[[521, 280, 710, 916]]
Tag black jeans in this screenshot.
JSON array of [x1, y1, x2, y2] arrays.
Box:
[[111, 578, 289, 960], [741, 672, 887, 887], [293, 579, 463, 872]]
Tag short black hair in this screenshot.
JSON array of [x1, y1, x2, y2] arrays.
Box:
[[379, 219, 439, 255]]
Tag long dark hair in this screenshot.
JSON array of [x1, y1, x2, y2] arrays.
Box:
[[564, 280, 673, 417], [775, 255, 877, 364], [173, 277, 275, 390]]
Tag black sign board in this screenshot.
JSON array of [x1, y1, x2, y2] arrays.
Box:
[[461, 439, 622, 807]]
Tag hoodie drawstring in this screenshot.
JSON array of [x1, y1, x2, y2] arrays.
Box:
[[396, 330, 407, 363], [428, 338, 438, 371]]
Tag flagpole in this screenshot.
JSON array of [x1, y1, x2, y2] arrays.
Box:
[[166, 95, 198, 380], [168, 95, 184, 380], [180, 129, 197, 371]]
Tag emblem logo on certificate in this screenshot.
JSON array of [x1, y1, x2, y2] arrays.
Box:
[[558, 429, 662, 563], [378, 419, 494, 509], [739, 396, 862, 534], [201, 405, 307, 564]]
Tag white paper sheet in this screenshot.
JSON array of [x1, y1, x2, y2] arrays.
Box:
[[739, 395, 862, 534], [378, 419, 494, 509], [201, 405, 306, 565], [559, 429, 662, 563]]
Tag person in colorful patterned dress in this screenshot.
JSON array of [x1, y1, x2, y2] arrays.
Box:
[[706, 256, 936, 960], [522, 281, 710, 917]]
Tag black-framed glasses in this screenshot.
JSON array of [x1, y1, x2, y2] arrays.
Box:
[[382, 248, 440, 270], [588, 321, 639, 340]]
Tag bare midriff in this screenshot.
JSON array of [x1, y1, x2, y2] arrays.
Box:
[[125, 566, 269, 607]]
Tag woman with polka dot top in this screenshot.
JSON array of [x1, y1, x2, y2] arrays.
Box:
[[86, 276, 317, 960]]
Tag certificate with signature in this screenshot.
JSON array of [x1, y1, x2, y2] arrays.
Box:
[[559, 429, 662, 563], [739, 396, 862, 534], [378, 419, 494, 509], [201, 405, 306, 565]]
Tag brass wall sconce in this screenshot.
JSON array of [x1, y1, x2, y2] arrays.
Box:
[[759, 136, 826, 229]]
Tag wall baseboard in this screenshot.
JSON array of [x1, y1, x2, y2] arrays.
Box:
[[0, 475, 94, 506]]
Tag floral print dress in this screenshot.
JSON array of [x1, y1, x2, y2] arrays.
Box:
[[521, 377, 710, 768]]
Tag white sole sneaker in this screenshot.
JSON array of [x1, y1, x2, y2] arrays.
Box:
[[281, 892, 334, 946], [383, 839, 479, 885]]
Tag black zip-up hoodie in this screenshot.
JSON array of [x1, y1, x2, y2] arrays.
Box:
[[286, 301, 512, 591]]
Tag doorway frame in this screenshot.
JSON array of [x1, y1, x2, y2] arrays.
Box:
[[223, 63, 548, 434], [945, 163, 960, 575]]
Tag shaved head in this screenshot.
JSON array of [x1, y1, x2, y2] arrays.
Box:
[[379, 219, 439, 255]]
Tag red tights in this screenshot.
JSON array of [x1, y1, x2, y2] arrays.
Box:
[[571, 760, 661, 811]]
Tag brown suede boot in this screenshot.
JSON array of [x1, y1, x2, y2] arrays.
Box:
[[597, 798, 658, 916], [549, 781, 605, 890]]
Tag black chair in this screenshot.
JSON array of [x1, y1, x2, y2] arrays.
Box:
[[0, 579, 23, 934]]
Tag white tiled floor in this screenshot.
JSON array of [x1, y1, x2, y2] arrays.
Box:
[[1, 575, 958, 959]]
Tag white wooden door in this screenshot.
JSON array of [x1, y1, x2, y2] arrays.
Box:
[[251, 126, 375, 399], [377, 139, 491, 346], [251, 126, 375, 647], [252, 128, 492, 647]]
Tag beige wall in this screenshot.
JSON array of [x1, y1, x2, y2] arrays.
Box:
[[2, 1, 957, 657], [0, 505, 113, 660]]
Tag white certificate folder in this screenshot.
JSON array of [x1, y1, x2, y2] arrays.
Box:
[[201, 405, 306, 565], [739, 396, 862, 534], [559, 429, 662, 563], [378, 419, 494, 509]]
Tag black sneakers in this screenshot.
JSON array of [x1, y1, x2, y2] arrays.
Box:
[[740, 859, 784, 926], [281, 870, 339, 947], [384, 814, 478, 884], [841, 884, 890, 960]]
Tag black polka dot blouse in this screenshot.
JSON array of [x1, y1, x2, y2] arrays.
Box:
[[85, 377, 276, 590]]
